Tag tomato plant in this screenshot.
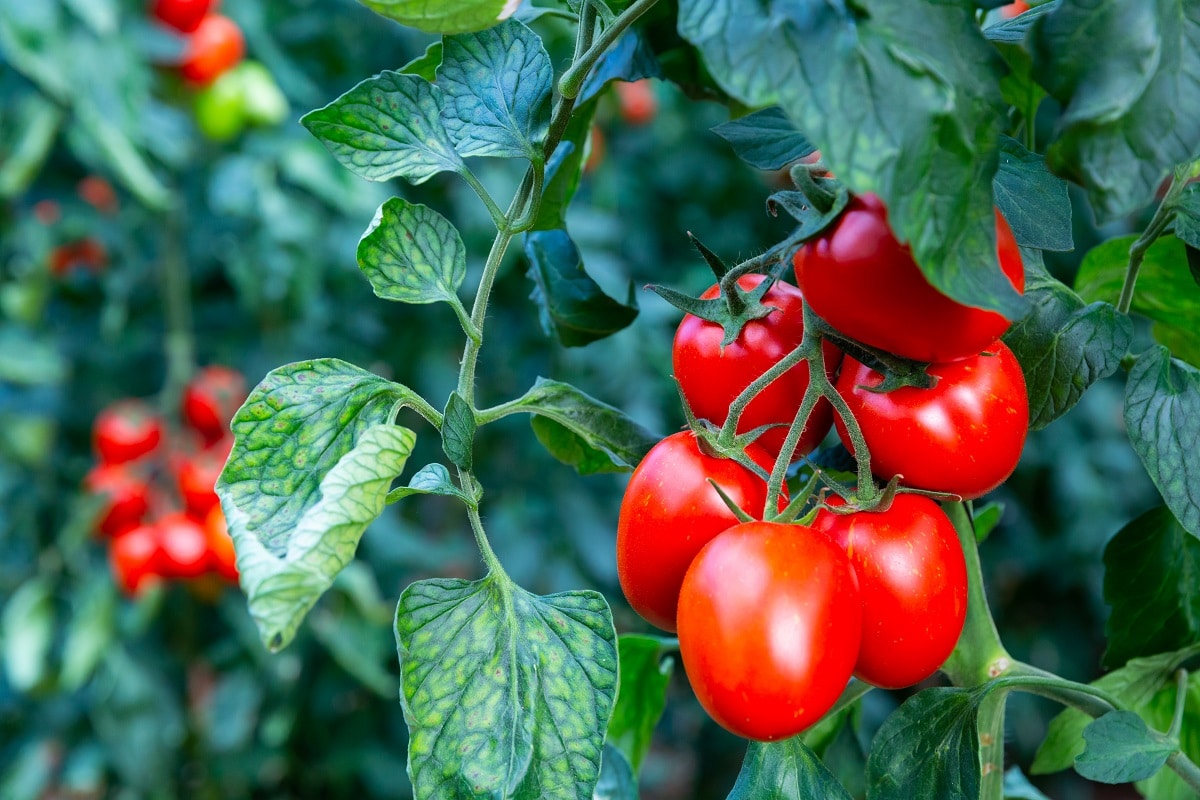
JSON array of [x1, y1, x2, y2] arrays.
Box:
[[676, 520, 862, 741], [812, 494, 968, 690]]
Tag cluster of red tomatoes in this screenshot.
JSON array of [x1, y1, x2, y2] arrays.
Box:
[[85, 366, 247, 596], [617, 194, 1029, 741], [150, 0, 287, 141]]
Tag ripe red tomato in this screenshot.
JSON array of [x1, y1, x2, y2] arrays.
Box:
[[85, 464, 152, 538], [182, 365, 247, 442], [203, 505, 239, 582], [93, 399, 164, 465], [152, 0, 216, 32], [157, 513, 211, 579], [835, 341, 1029, 499], [76, 176, 119, 215], [812, 494, 967, 689], [174, 437, 231, 518], [614, 80, 657, 126], [616, 431, 785, 633], [677, 521, 862, 740], [793, 194, 1024, 363], [49, 238, 108, 277], [180, 14, 244, 85], [110, 524, 163, 596], [673, 275, 840, 460]]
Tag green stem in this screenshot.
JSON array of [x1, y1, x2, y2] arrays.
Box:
[[1167, 751, 1200, 795], [1169, 668, 1189, 740], [764, 381, 821, 517], [716, 343, 806, 448], [461, 471, 507, 578], [159, 202, 195, 417], [992, 668, 1120, 717], [557, 0, 660, 100], [459, 167, 506, 230], [1118, 164, 1190, 314]]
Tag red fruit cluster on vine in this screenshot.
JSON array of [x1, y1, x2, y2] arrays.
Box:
[[152, 0, 244, 85], [85, 366, 248, 595]]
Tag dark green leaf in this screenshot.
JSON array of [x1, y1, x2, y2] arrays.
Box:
[[436, 19, 552, 160], [387, 463, 475, 506], [1028, 1, 1200, 221], [358, 0, 517, 35], [1135, 671, 1200, 800], [993, 136, 1074, 252], [678, 0, 1023, 319], [1125, 347, 1200, 536], [1173, 186, 1200, 287], [534, 104, 596, 232], [525, 229, 638, 347], [984, 0, 1060, 43], [1075, 711, 1176, 784], [1003, 254, 1132, 430], [395, 576, 617, 800], [578, 32, 662, 105], [301, 71, 464, 184], [711, 107, 816, 171], [1103, 506, 1200, 667], [58, 575, 116, 692], [1075, 234, 1200, 366], [866, 687, 984, 800], [607, 635, 674, 774], [1032, 644, 1200, 773], [728, 738, 852, 800], [441, 392, 476, 472], [357, 198, 466, 305], [515, 378, 661, 474], [593, 745, 637, 800]]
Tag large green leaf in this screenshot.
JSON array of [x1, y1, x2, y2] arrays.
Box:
[[357, 198, 466, 305], [606, 635, 674, 774], [728, 738, 853, 800], [395, 575, 617, 799], [1075, 711, 1176, 784], [1075, 234, 1200, 366], [1032, 645, 1200, 773], [1125, 347, 1200, 536], [865, 687, 985, 800], [993, 136, 1074, 252], [711, 107, 816, 172], [301, 71, 465, 185], [1137, 672, 1200, 800], [1003, 253, 1132, 430], [358, 0, 518, 35], [677, 0, 1022, 319], [436, 19, 552, 161], [1029, 0, 1200, 221], [1103, 506, 1200, 667]]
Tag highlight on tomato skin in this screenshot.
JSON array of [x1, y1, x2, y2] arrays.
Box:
[[812, 494, 968, 689], [676, 520, 862, 741]]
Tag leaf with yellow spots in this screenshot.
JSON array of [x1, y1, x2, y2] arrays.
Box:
[[396, 575, 618, 799]]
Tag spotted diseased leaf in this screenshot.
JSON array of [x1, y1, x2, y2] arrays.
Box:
[[1003, 254, 1132, 430], [866, 687, 985, 800], [993, 136, 1074, 252], [606, 635, 674, 774], [711, 107, 816, 172], [223, 423, 416, 652], [1075, 711, 1176, 784], [301, 71, 464, 184], [358, 198, 466, 305], [728, 738, 853, 800], [514, 378, 660, 475], [1125, 347, 1200, 537], [1028, 1, 1200, 221], [357, 0, 519, 35], [395, 576, 618, 800], [436, 19, 553, 160], [678, 0, 1023, 320]]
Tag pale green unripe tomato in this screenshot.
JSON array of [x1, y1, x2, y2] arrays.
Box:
[[233, 61, 289, 127], [193, 69, 247, 142]]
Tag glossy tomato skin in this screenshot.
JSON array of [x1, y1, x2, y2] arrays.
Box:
[[93, 399, 164, 465], [812, 495, 967, 689], [677, 521, 862, 741], [616, 431, 785, 633], [152, 0, 215, 32], [180, 14, 244, 85], [835, 341, 1029, 499], [182, 365, 247, 442], [793, 194, 1024, 363], [157, 513, 211, 579], [110, 524, 163, 596], [673, 275, 840, 459], [85, 464, 152, 537]]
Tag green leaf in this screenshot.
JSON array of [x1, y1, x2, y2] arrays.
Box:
[[1103, 506, 1200, 668], [525, 229, 638, 347], [401, 42, 443, 82], [1, 578, 55, 692], [592, 745, 637, 800], [1074, 711, 1176, 784], [514, 378, 660, 475], [58, 575, 116, 691], [866, 687, 984, 800], [1075, 234, 1200, 366], [358, 198, 466, 305], [607, 635, 674, 774], [534, 112, 596, 232], [711, 107, 816, 171], [301, 70, 465, 184], [358, 0, 518, 35], [224, 423, 416, 652], [441, 392, 476, 472], [728, 738, 853, 800], [973, 502, 1006, 544], [395, 576, 617, 800], [1125, 347, 1200, 536], [677, 0, 1023, 319], [1174, 185, 1200, 250], [73, 101, 171, 211], [1028, 1, 1200, 221], [578, 31, 662, 105], [387, 463, 476, 506], [0, 93, 63, 199], [984, 0, 1060, 43], [1003, 766, 1052, 800], [436, 18, 553, 160], [1136, 671, 1200, 800], [993, 136, 1074, 252], [1003, 254, 1132, 430], [1032, 644, 1200, 773]]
